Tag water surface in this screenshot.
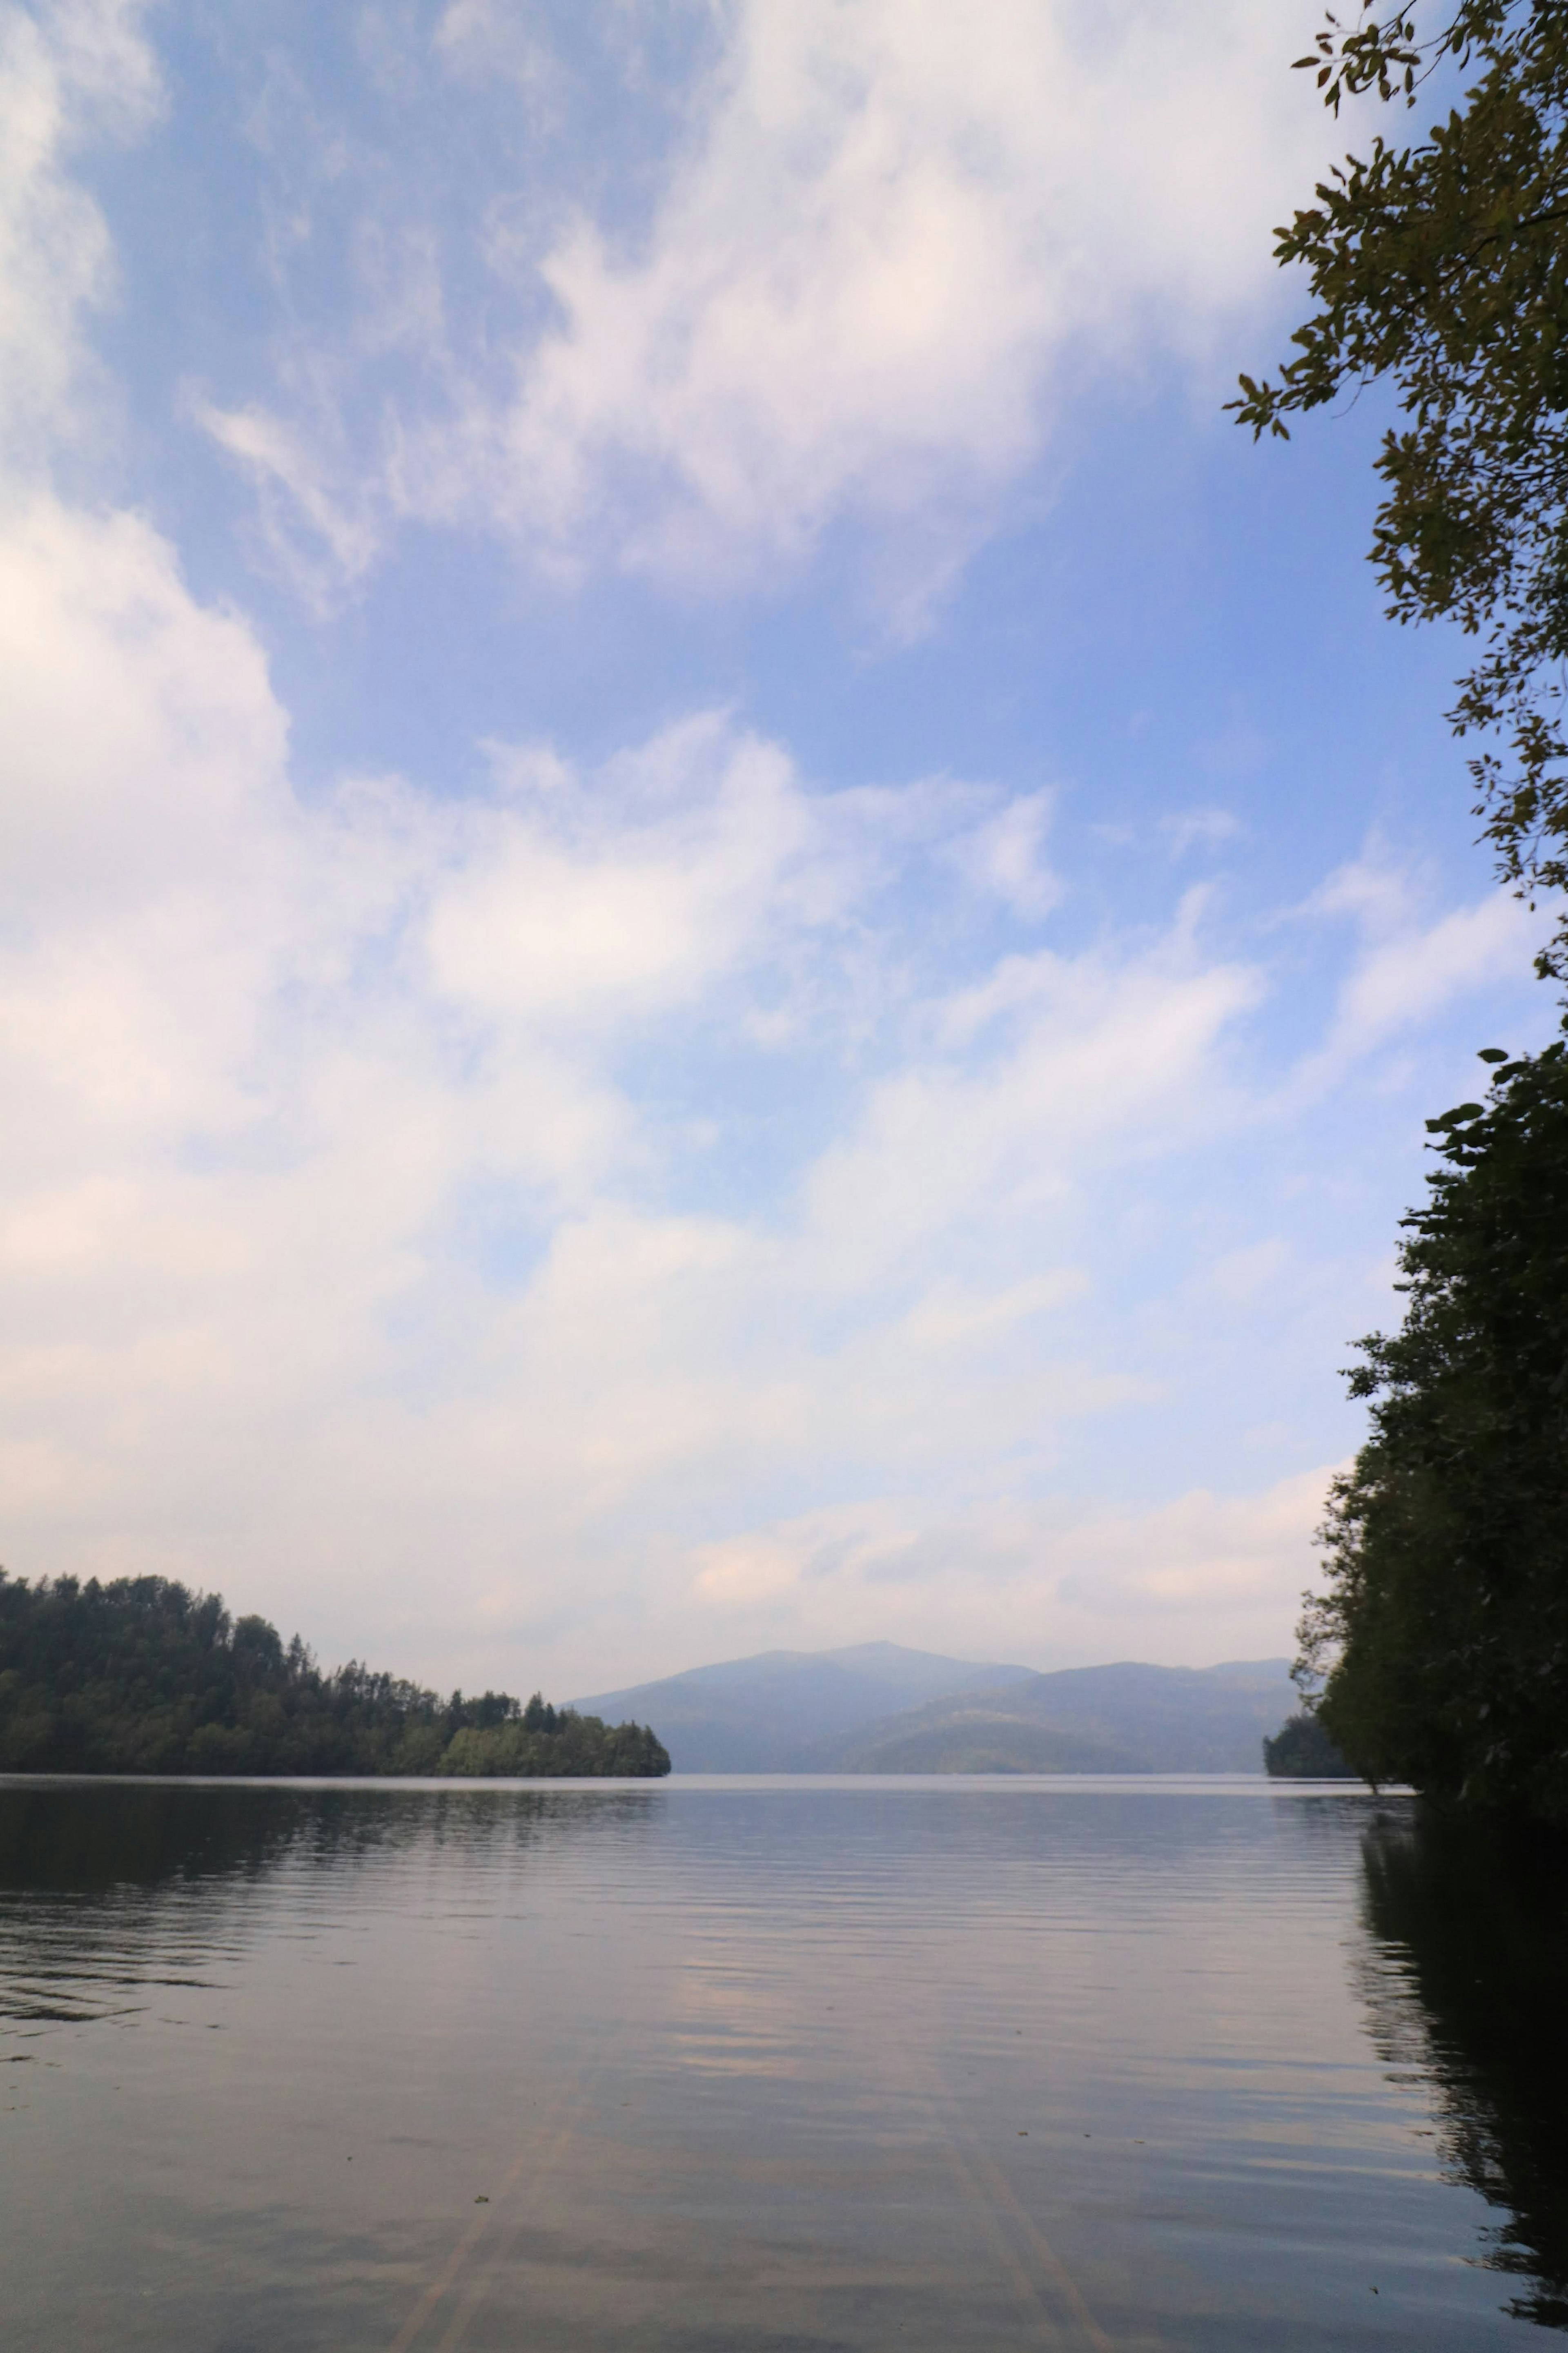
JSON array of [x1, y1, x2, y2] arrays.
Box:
[[0, 1775, 1562, 2349]]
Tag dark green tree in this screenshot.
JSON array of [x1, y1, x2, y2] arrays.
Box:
[[1300, 1038, 1568, 1817], [1233, 1, 1568, 968], [1263, 1710, 1359, 1775], [0, 1572, 670, 1780]]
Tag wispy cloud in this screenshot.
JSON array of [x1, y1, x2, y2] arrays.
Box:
[[0, 0, 160, 467], [1285, 849, 1550, 1098], [189, 397, 386, 609], [0, 468, 1286, 1677], [192, 0, 1339, 618], [1161, 805, 1242, 858], [0, 0, 1550, 1701], [0, 479, 1492, 1689], [683, 1467, 1338, 1667]]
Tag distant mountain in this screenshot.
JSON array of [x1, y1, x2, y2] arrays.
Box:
[[575, 1646, 1297, 1774], [572, 1642, 1033, 1772], [804, 1658, 1299, 1773]]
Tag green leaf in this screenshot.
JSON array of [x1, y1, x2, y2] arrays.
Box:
[[1230, 0, 1568, 977]]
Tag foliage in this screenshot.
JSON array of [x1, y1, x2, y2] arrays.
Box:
[[0, 1573, 669, 1778], [1301, 1038, 1568, 1816], [1233, 1, 1568, 969], [440, 1715, 668, 1776], [1262, 1710, 1359, 1775]]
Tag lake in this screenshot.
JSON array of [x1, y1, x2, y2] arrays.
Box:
[[0, 1775, 1564, 2349]]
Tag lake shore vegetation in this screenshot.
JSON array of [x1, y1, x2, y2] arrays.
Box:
[[0, 1572, 670, 1778], [1300, 1039, 1568, 1817], [1238, 2, 1568, 1821], [1262, 1711, 1359, 1776]]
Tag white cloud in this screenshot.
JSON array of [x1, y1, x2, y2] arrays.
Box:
[[199, 0, 1334, 611], [189, 398, 385, 607], [1161, 805, 1242, 858], [0, 446, 1339, 1688], [681, 1466, 1337, 1669], [948, 791, 1060, 917], [0, 3, 1545, 1702], [899, 1270, 1088, 1352], [0, 495, 286, 918], [0, 468, 1267, 1676], [0, 0, 159, 467], [1197, 1237, 1291, 1311], [1289, 851, 1550, 1095], [803, 936, 1261, 1287], [452, 0, 1330, 599], [422, 714, 817, 1026], [1302, 847, 1419, 937], [1054, 1468, 1336, 1621], [432, 0, 561, 101], [1334, 894, 1539, 1051], [0, 489, 1534, 1689]]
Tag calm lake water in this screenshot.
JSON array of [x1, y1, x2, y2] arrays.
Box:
[[0, 1776, 1564, 2350]]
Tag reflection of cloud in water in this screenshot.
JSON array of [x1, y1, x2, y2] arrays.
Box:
[[1358, 1807, 1568, 2331], [668, 1956, 808, 2079]]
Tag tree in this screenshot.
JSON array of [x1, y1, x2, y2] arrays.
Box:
[[1233, 1, 1568, 968], [1262, 1710, 1359, 1775], [0, 1572, 671, 1779], [1300, 1038, 1568, 1817]]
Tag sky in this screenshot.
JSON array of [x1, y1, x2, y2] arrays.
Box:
[[0, 0, 1555, 1697]]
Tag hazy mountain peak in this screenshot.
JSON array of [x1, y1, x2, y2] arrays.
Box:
[[574, 1645, 1295, 1774]]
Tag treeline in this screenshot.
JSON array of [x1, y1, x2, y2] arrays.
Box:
[[1303, 1042, 1568, 1822], [1262, 1712, 1356, 1779], [1233, 8, 1568, 1824], [0, 1573, 669, 1778]]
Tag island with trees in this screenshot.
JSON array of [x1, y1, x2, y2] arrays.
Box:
[[0, 1571, 670, 1778]]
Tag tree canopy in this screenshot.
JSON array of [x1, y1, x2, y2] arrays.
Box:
[[1262, 1710, 1359, 1775], [0, 1572, 670, 1779], [1301, 1037, 1568, 1816], [1233, 0, 1568, 966]]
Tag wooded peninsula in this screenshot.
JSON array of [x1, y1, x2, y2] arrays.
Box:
[[0, 1572, 670, 1778]]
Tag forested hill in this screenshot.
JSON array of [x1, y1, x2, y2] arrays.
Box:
[[0, 1573, 669, 1778]]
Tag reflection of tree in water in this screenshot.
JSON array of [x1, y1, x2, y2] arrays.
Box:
[[1359, 1807, 1568, 2330], [0, 1782, 660, 2028], [0, 1779, 662, 1891], [0, 1780, 316, 1894]]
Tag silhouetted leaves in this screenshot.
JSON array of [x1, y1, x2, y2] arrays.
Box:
[[1234, 2, 1568, 971], [1301, 1038, 1568, 1818]]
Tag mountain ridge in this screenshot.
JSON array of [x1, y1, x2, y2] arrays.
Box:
[[574, 1644, 1296, 1773], [575, 1642, 1033, 1773]]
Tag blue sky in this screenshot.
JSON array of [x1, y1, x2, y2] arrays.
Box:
[[0, 0, 1552, 1693]]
